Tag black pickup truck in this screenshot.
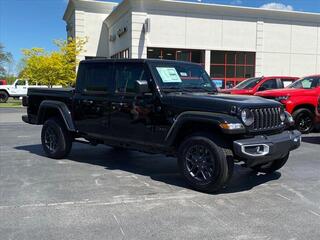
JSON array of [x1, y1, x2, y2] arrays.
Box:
[[22, 59, 301, 192]]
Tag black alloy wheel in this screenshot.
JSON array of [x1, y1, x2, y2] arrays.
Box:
[[293, 108, 314, 134], [0, 91, 9, 103], [41, 117, 73, 159], [44, 125, 58, 152], [185, 144, 215, 184], [178, 133, 233, 193]]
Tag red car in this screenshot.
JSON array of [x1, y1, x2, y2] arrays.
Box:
[[0, 80, 7, 85], [220, 76, 298, 95], [255, 75, 320, 133]]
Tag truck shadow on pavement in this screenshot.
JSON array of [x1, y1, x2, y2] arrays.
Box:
[[15, 143, 281, 194], [302, 136, 320, 145]]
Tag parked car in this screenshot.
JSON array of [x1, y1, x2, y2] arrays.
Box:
[[0, 79, 61, 103], [0, 79, 7, 85], [255, 75, 320, 134], [220, 76, 298, 95], [22, 59, 301, 193]]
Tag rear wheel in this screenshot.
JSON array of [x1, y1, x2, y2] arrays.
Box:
[[0, 91, 9, 103], [251, 154, 289, 174], [178, 133, 234, 193], [41, 118, 73, 159], [292, 108, 314, 134]]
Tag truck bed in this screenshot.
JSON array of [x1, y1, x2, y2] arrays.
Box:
[[26, 88, 75, 120], [28, 87, 74, 98]]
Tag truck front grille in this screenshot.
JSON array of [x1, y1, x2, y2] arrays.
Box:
[[250, 107, 283, 131]]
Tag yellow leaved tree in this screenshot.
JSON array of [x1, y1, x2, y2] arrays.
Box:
[[20, 37, 87, 87]]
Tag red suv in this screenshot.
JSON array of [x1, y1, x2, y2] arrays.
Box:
[[220, 76, 298, 95], [255, 75, 320, 133]]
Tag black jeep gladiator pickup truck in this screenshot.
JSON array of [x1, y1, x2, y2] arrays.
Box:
[[22, 59, 301, 192]]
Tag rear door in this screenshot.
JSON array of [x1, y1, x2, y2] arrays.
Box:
[[73, 62, 114, 138], [279, 78, 296, 88]]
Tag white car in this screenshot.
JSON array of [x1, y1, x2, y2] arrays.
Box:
[[0, 79, 61, 103]]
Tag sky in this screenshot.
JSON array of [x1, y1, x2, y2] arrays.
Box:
[[0, 0, 320, 74]]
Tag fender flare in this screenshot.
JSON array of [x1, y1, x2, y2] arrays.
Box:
[[164, 111, 242, 146], [37, 100, 76, 132], [0, 89, 9, 95]]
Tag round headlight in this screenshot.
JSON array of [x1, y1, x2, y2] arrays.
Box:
[[241, 109, 254, 126], [280, 108, 286, 122]]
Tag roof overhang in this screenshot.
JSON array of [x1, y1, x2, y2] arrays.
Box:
[[63, 0, 118, 22]]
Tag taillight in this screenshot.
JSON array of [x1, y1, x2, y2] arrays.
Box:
[[318, 96, 320, 113]]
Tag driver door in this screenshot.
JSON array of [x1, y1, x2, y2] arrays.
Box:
[[14, 80, 27, 95], [109, 62, 165, 145]]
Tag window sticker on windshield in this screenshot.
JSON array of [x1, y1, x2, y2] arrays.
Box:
[[156, 67, 182, 83]]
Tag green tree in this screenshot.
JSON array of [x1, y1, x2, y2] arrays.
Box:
[[20, 37, 86, 87], [0, 43, 13, 78]]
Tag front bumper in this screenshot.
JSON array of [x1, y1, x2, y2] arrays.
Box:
[[233, 130, 301, 167]]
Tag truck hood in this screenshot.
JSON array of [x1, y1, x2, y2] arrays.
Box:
[[255, 88, 310, 97], [219, 88, 253, 95], [164, 92, 281, 114], [0, 84, 11, 89]]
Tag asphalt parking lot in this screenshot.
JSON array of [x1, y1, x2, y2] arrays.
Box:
[[0, 108, 320, 240]]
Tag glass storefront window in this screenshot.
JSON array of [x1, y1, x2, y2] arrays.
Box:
[[147, 48, 205, 64], [210, 50, 255, 87], [147, 48, 162, 59], [211, 51, 225, 64]]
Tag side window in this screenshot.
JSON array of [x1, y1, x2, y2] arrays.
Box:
[[16, 80, 26, 86], [114, 63, 145, 93], [312, 77, 320, 88], [259, 79, 277, 91], [281, 78, 295, 88], [84, 63, 114, 93]]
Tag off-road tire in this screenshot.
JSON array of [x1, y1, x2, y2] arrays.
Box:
[[41, 117, 73, 159], [251, 154, 289, 174], [178, 133, 234, 193], [0, 91, 9, 103]]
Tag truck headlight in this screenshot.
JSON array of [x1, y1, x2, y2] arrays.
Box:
[[275, 96, 289, 102], [241, 109, 254, 126], [280, 108, 286, 122], [285, 111, 294, 125]]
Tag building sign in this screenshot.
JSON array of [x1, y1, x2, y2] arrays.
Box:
[[117, 26, 127, 37]]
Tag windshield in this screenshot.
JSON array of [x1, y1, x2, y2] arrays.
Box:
[[234, 77, 262, 89], [288, 76, 320, 89], [150, 62, 217, 92]]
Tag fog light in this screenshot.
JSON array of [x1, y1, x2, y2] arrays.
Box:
[[293, 136, 301, 143]]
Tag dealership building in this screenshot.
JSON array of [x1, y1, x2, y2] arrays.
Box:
[[63, 0, 320, 87]]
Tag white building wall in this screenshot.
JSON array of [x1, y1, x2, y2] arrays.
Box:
[[83, 12, 111, 58], [131, 12, 148, 58], [107, 11, 131, 57], [262, 20, 320, 76], [65, 0, 320, 78]]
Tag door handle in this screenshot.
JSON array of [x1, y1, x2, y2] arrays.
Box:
[[111, 102, 126, 110], [82, 99, 94, 104]]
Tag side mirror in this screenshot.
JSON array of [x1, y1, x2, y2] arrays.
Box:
[[258, 86, 267, 91], [135, 80, 150, 94]]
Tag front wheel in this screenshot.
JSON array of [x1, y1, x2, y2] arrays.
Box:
[[178, 134, 233, 193], [41, 118, 73, 159], [0, 91, 9, 103], [292, 108, 314, 134], [251, 154, 289, 174]]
